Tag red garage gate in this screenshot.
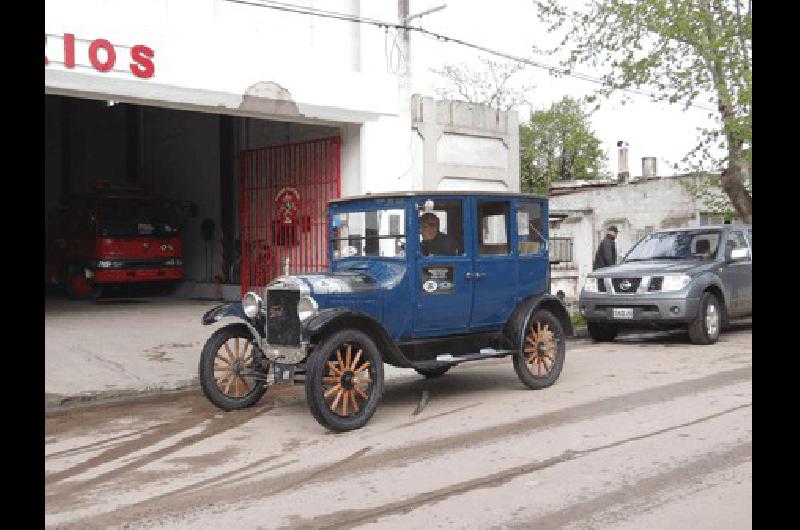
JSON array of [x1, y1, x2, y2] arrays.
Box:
[[239, 137, 341, 295]]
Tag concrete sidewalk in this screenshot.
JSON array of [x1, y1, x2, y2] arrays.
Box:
[[45, 295, 591, 410]]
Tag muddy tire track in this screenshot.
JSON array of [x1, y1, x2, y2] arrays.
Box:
[[63, 366, 750, 528]]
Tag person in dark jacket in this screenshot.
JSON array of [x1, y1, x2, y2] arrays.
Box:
[[593, 226, 619, 269], [419, 212, 459, 256]]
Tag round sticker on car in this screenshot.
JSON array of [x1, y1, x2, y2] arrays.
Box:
[[422, 280, 438, 293]]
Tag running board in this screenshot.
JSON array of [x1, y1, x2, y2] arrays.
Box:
[[433, 348, 517, 364]]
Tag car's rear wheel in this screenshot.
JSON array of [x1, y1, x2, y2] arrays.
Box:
[[513, 309, 566, 390], [587, 321, 618, 342], [305, 329, 384, 432], [688, 292, 721, 345]]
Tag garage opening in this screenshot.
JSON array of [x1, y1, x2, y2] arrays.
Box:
[[45, 94, 343, 301]]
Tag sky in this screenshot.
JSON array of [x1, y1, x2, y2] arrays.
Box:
[[404, 0, 722, 178]]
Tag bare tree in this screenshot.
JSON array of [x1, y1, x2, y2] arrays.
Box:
[[431, 56, 533, 110]]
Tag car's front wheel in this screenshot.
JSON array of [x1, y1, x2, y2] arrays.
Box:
[[587, 321, 618, 342], [199, 324, 268, 410], [688, 292, 722, 345], [305, 329, 384, 432]]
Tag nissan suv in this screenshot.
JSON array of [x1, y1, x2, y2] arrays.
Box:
[[579, 224, 752, 344]]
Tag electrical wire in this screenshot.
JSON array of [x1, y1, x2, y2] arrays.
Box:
[[218, 0, 718, 112]]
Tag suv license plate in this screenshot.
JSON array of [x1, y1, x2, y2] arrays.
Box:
[[612, 308, 634, 319]]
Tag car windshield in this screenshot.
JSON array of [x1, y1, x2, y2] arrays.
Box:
[[97, 199, 181, 237], [624, 230, 721, 262], [331, 209, 406, 259]]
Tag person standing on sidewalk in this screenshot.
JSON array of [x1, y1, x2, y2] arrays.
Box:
[[593, 226, 619, 270]]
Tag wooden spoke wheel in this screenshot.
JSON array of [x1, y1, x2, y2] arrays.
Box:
[[212, 336, 258, 399], [321, 343, 374, 417], [305, 329, 384, 432], [200, 324, 268, 411], [512, 309, 566, 390], [523, 321, 557, 377]]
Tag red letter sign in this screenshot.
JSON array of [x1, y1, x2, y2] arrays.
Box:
[[130, 45, 155, 79], [88, 39, 116, 72], [64, 33, 76, 68]]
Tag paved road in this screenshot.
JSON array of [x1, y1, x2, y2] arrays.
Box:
[[45, 326, 752, 529]]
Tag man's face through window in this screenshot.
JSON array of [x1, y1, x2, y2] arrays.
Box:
[[420, 214, 439, 241]]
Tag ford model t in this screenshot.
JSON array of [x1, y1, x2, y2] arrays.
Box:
[[199, 192, 572, 432]]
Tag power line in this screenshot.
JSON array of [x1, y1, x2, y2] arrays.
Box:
[[218, 0, 718, 112]]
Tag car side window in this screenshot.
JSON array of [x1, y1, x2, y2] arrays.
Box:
[[417, 199, 464, 257], [517, 201, 545, 255], [727, 231, 748, 259], [477, 201, 510, 256]]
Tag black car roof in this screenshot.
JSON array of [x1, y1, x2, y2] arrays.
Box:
[[328, 191, 547, 204]]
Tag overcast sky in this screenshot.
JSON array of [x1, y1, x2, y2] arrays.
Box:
[[404, 0, 721, 178]]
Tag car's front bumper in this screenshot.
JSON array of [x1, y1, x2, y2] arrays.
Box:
[[579, 292, 700, 324]]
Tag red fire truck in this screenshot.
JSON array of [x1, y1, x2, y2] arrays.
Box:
[[45, 183, 185, 299]]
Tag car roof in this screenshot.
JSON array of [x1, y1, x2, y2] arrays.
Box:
[[328, 191, 547, 204], [653, 224, 751, 233]]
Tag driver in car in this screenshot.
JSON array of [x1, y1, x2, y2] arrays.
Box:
[[419, 212, 458, 256]]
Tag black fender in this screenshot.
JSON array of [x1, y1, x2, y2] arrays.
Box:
[[503, 294, 574, 347], [201, 303, 264, 343], [303, 308, 413, 368]]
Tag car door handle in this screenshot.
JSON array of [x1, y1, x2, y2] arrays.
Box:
[[466, 272, 487, 280]]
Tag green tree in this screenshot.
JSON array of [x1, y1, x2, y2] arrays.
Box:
[[534, 0, 752, 222], [520, 97, 608, 194]]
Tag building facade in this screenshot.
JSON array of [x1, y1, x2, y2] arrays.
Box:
[[45, 0, 519, 295]]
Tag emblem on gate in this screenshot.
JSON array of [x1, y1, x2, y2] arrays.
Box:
[[275, 187, 301, 225], [620, 280, 632, 291]]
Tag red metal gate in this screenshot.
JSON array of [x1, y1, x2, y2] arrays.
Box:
[[239, 137, 341, 295]]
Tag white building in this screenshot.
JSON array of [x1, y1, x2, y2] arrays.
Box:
[[45, 0, 519, 295]]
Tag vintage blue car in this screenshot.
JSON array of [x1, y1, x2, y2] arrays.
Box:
[[199, 192, 572, 432]]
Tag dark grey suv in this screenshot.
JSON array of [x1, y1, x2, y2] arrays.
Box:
[[579, 224, 752, 344]]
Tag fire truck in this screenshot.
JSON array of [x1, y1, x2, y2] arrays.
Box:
[[45, 182, 185, 299]]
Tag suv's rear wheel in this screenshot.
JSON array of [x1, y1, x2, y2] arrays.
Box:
[[688, 292, 721, 345], [587, 321, 618, 342]]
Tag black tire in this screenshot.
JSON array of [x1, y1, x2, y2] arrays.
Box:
[[415, 366, 451, 378], [688, 292, 722, 345], [65, 265, 102, 300], [587, 321, 618, 342], [199, 324, 268, 410], [513, 309, 567, 390], [305, 329, 384, 432]]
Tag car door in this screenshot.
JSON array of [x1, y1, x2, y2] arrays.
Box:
[[719, 229, 752, 316], [469, 198, 518, 330], [412, 197, 473, 337]]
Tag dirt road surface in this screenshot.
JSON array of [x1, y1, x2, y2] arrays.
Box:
[[45, 326, 752, 529]]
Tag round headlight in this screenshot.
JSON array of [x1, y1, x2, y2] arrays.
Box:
[[298, 295, 319, 321], [242, 291, 263, 319]]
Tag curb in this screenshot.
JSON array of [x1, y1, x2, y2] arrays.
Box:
[[45, 380, 200, 415]]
